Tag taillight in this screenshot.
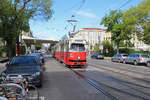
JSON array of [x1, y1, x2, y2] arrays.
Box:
[[139, 57, 142, 61], [121, 57, 123, 60]]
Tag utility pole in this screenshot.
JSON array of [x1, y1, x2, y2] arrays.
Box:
[[16, 34, 22, 56]]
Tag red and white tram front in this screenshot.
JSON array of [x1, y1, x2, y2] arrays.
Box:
[[66, 40, 86, 66]]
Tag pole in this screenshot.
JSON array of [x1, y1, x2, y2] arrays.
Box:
[[16, 36, 20, 56]]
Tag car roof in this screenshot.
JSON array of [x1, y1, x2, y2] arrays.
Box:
[[14, 55, 36, 58]]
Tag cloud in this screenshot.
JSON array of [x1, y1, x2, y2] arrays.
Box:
[[74, 10, 98, 18]]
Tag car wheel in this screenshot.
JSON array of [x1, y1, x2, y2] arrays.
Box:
[[147, 62, 150, 67], [134, 61, 138, 65], [118, 60, 121, 63], [36, 79, 43, 88]]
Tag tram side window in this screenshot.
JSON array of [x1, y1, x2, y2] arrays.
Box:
[[70, 44, 85, 51]]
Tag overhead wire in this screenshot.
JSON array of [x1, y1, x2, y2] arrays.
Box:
[[64, 0, 86, 12], [118, 0, 132, 9]]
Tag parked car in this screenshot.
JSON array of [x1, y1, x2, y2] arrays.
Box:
[[146, 58, 150, 67], [27, 53, 45, 71], [123, 53, 149, 65], [27, 53, 43, 65], [91, 52, 104, 59], [2, 56, 43, 87], [30, 53, 45, 64], [112, 54, 128, 63]]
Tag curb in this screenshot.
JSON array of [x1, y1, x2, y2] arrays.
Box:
[[0, 58, 9, 63], [104, 57, 111, 60]]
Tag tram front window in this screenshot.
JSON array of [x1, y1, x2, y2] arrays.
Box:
[[70, 44, 85, 52]]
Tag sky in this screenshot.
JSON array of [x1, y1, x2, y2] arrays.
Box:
[[29, 0, 144, 40]]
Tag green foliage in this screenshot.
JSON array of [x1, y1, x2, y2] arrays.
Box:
[[123, 0, 150, 45], [0, 46, 8, 57], [119, 48, 150, 56], [35, 44, 42, 50], [119, 41, 125, 47], [101, 10, 129, 53], [93, 43, 100, 52], [20, 46, 26, 55], [0, 0, 53, 58], [102, 41, 115, 57]]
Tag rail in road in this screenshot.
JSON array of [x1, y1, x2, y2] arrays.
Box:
[[87, 62, 150, 85], [68, 64, 150, 100], [70, 68, 118, 100], [52, 56, 150, 100], [88, 59, 150, 77]]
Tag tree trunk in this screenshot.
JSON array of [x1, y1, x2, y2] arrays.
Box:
[[6, 39, 15, 60], [116, 43, 119, 54]]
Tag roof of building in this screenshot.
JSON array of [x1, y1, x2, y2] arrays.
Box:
[[80, 28, 106, 31]]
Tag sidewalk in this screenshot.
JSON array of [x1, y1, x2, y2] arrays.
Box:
[[0, 57, 9, 63], [0, 62, 6, 73], [104, 57, 111, 60]]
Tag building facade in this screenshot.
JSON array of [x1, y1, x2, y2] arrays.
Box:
[[70, 28, 150, 52], [130, 34, 150, 51], [70, 28, 111, 53]]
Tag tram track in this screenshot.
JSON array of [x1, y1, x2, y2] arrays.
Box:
[[87, 63, 150, 99], [70, 68, 150, 100], [88, 63, 150, 88], [55, 58, 150, 100], [88, 60, 150, 77], [88, 62, 150, 82], [70, 68, 118, 100]]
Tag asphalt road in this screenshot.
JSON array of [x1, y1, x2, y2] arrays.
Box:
[[38, 56, 150, 100]]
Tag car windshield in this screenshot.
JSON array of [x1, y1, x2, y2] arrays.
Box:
[[70, 43, 85, 52], [9, 56, 38, 66]]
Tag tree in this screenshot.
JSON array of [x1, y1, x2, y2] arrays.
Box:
[[101, 10, 125, 53], [0, 0, 53, 59], [35, 44, 42, 50], [123, 0, 150, 45], [93, 43, 100, 52], [102, 40, 114, 57]]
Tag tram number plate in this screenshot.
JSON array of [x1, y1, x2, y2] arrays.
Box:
[[76, 63, 81, 65]]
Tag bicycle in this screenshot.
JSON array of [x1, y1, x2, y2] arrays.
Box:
[[0, 96, 8, 100], [0, 74, 39, 100]]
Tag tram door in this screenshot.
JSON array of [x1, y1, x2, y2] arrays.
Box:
[[65, 41, 69, 65]]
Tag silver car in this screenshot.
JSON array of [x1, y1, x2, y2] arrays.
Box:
[[112, 54, 128, 63], [146, 58, 150, 67], [124, 53, 149, 65]]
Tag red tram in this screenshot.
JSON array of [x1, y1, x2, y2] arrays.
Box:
[[52, 35, 87, 66]]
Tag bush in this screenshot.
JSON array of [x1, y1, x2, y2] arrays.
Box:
[[35, 44, 42, 50], [21, 46, 26, 55], [0, 46, 8, 57], [102, 41, 115, 57], [93, 43, 100, 52], [119, 48, 150, 56]]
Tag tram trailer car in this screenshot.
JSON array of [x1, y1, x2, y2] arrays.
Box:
[[54, 39, 87, 66]]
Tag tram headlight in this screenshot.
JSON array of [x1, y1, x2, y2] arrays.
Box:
[[78, 56, 80, 60]]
